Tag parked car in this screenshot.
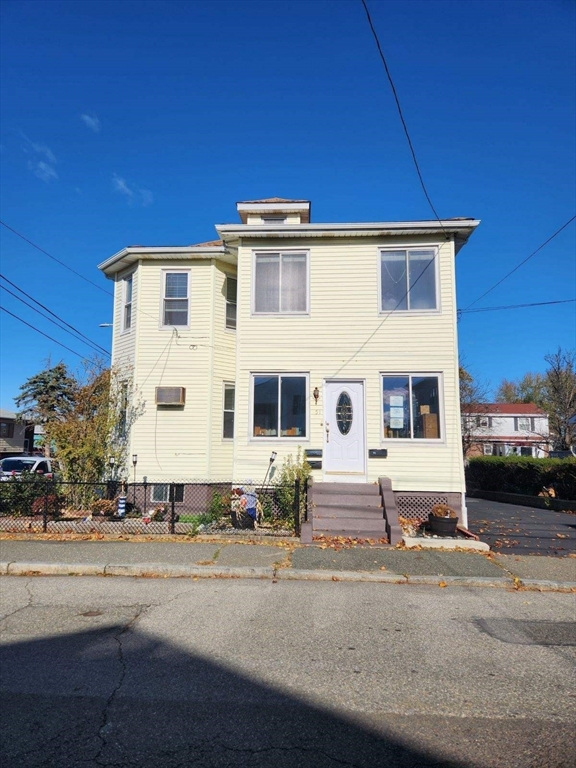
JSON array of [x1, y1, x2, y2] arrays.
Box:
[[0, 456, 60, 481]]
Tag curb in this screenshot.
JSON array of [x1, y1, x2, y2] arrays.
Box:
[[0, 561, 573, 591], [276, 569, 408, 583]]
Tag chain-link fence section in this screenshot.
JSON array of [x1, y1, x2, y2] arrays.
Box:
[[0, 477, 308, 536]]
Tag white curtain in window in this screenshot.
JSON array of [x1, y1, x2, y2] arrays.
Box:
[[281, 253, 306, 312], [255, 255, 279, 312]]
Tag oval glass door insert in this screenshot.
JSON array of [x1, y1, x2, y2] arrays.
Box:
[[336, 392, 353, 435]]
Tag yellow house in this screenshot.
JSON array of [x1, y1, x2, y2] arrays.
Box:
[[98, 198, 479, 539]]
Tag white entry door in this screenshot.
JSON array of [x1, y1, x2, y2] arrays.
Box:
[[324, 381, 366, 477]]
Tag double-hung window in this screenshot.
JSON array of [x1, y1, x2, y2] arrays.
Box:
[[382, 374, 441, 439], [254, 251, 308, 314], [162, 272, 189, 327], [252, 375, 307, 438], [380, 248, 437, 311], [226, 277, 237, 329], [223, 383, 235, 439], [152, 484, 184, 503], [123, 274, 133, 331], [516, 417, 532, 432]]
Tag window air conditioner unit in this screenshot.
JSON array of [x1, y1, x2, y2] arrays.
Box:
[[155, 387, 186, 406]]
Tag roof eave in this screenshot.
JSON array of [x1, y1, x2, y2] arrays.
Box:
[[98, 245, 232, 277]]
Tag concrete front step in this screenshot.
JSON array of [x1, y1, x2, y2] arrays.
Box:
[[313, 517, 388, 532], [314, 482, 380, 496], [314, 493, 382, 507], [313, 529, 389, 540], [314, 506, 384, 519]]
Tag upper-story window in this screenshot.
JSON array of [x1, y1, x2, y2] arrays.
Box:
[[516, 417, 533, 431], [123, 274, 133, 331], [226, 277, 237, 330], [380, 248, 437, 311], [254, 251, 308, 314], [162, 271, 189, 327], [262, 216, 287, 225]]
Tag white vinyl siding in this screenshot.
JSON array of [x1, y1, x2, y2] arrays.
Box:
[[380, 248, 437, 311], [253, 251, 308, 314]]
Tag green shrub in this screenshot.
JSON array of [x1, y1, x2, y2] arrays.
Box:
[[273, 447, 311, 528], [0, 477, 56, 517], [465, 456, 576, 499]]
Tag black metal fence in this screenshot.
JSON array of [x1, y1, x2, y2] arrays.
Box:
[[0, 477, 308, 536]]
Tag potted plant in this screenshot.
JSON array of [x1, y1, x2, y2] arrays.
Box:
[[428, 503, 458, 537]]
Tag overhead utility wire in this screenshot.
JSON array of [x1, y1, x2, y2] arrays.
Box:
[[0, 274, 110, 356], [459, 298, 575, 315], [464, 215, 576, 309], [360, 0, 447, 237], [0, 282, 110, 358], [0, 220, 113, 297], [0, 306, 90, 361]]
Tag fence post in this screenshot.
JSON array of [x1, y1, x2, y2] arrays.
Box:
[[303, 478, 308, 522], [170, 483, 176, 534], [42, 481, 48, 533], [294, 479, 301, 538], [143, 477, 148, 518]]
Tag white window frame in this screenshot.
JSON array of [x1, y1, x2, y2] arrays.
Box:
[[160, 269, 190, 329], [380, 372, 444, 442], [223, 382, 235, 440], [261, 216, 287, 225], [225, 276, 237, 331], [483, 443, 493, 456], [152, 484, 184, 503], [122, 273, 134, 332], [252, 250, 310, 316], [250, 373, 309, 441], [516, 417, 531, 432], [379, 245, 440, 314]]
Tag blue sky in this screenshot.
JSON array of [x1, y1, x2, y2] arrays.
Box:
[[1, 0, 574, 410]]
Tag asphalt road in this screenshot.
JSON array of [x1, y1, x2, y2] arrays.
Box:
[[1, 576, 574, 767], [466, 497, 576, 556]]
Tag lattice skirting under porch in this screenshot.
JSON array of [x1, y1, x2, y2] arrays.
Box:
[[393, 491, 462, 522]]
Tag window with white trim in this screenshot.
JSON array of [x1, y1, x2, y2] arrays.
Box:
[[152, 484, 184, 503], [516, 417, 532, 431], [162, 272, 189, 327], [254, 252, 308, 314], [262, 216, 287, 225], [382, 374, 441, 439], [123, 274, 133, 331], [252, 375, 306, 438], [380, 248, 437, 311], [223, 383, 235, 439], [226, 277, 237, 330]]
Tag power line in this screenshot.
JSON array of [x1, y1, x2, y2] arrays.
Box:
[[0, 305, 91, 361], [360, 0, 447, 237], [0, 274, 110, 356], [459, 298, 575, 315], [0, 282, 111, 358], [0, 220, 113, 297], [464, 215, 576, 309]]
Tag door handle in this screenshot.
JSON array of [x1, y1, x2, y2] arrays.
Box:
[[325, 421, 330, 443]]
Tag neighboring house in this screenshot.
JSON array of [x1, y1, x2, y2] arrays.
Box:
[[464, 403, 550, 458], [98, 198, 479, 531], [0, 409, 34, 457]]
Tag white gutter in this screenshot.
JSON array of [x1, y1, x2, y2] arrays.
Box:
[[98, 245, 230, 276]]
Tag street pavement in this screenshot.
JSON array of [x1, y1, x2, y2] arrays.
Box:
[[466, 497, 576, 556], [1, 576, 574, 767]]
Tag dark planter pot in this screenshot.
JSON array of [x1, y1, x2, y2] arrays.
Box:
[[428, 513, 458, 537]]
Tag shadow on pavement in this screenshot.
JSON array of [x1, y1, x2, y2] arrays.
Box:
[[0, 618, 466, 768]]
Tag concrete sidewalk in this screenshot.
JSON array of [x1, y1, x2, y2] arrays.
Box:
[[1, 538, 575, 590]]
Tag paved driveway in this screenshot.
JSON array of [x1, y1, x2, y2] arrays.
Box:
[[466, 497, 576, 556]]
